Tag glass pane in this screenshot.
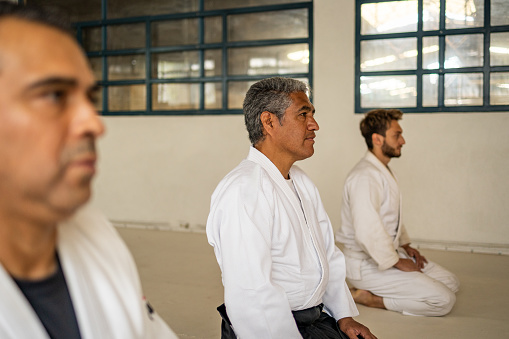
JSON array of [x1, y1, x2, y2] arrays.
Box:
[[89, 57, 102, 81], [361, 38, 417, 72], [82, 27, 102, 52], [423, 0, 440, 31], [152, 84, 200, 110], [27, 0, 101, 22], [205, 16, 222, 43], [205, 83, 222, 109], [360, 75, 417, 108], [228, 9, 308, 42], [108, 85, 146, 111], [490, 72, 509, 105], [445, 34, 483, 68], [108, 55, 146, 80], [152, 19, 198, 47], [205, 0, 306, 10], [228, 81, 255, 109], [229, 44, 309, 76], [107, 0, 198, 19], [490, 32, 509, 66], [446, 0, 484, 29], [152, 52, 200, 79], [423, 37, 439, 69], [107, 24, 145, 50], [444, 73, 482, 106], [361, 1, 417, 35], [492, 0, 509, 26], [205, 50, 222, 77], [423, 74, 439, 107]]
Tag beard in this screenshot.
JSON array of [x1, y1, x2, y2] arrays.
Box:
[[381, 140, 401, 158]]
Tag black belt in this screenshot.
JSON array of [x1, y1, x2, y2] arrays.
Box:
[[292, 303, 325, 326], [217, 303, 349, 339]]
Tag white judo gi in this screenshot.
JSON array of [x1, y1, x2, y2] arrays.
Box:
[[336, 151, 459, 316], [207, 147, 358, 338], [0, 206, 178, 339]]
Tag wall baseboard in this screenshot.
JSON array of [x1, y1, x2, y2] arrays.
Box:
[[111, 219, 206, 233], [111, 220, 509, 256], [412, 239, 509, 256]]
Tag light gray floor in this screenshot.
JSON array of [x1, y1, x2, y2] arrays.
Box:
[[118, 227, 509, 339]]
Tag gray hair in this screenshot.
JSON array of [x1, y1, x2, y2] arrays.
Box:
[[243, 77, 310, 145]]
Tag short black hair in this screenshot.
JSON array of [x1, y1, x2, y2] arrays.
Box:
[[0, 1, 72, 35]]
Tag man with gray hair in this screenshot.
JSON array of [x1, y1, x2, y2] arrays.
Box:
[[207, 77, 376, 338]]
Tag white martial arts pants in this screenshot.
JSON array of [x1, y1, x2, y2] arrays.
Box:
[[347, 249, 460, 317]]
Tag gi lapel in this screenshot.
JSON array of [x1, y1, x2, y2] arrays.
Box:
[[57, 207, 145, 339], [247, 147, 327, 307], [364, 152, 403, 247], [247, 148, 307, 222], [290, 170, 329, 289]]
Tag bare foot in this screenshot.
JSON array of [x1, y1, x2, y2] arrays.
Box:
[[350, 288, 385, 309]]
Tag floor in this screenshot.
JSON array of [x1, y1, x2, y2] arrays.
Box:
[[117, 227, 509, 339]]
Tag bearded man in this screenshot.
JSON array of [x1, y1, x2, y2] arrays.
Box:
[[336, 109, 459, 317]]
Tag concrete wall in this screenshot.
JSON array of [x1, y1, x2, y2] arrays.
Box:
[[92, 0, 509, 250]]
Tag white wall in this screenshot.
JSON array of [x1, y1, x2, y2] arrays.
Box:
[[93, 115, 250, 230], [92, 0, 509, 248]]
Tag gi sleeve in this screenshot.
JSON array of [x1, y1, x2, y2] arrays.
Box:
[[207, 170, 301, 339], [347, 174, 399, 270]]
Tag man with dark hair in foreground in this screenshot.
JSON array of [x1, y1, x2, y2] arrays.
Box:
[[0, 2, 177, 338], [207, 77, 376, 338]]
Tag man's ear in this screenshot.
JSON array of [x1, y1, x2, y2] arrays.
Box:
[[260, 111, 275, 136], [372, 133, 384, 147]]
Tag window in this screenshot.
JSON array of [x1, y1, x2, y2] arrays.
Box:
[[356, 0, 509, 113], [27, 0, 312, 116]]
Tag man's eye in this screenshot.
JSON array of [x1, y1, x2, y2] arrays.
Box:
[[89, 92, 100, 105], [45, 90, 66, 103]]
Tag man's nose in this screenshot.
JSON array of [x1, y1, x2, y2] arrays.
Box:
[[308, 116, 319, 131], [72, 96, 105, 138]]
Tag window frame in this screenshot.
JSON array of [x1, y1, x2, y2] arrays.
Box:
[[67, 0, 314, 116], [355, 0, 509, 113]]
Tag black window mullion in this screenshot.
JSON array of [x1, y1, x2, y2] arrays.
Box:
[[307, 2, 314, 91], [354, 0, 362, 113], [101, 0, 108, 114], [76, 26, 83, 45], [146, 20, 152, 115], [222, 13, 228, 111], [416, 0, 423, 109], [483, 0, 491, 108], [199, 14, 205, 111], [438, 0, 446, 110]]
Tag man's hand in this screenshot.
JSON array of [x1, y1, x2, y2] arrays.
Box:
[[338, 317, 377, 339], [394, 258, 421, 272], [401, 244, 427, 269]]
